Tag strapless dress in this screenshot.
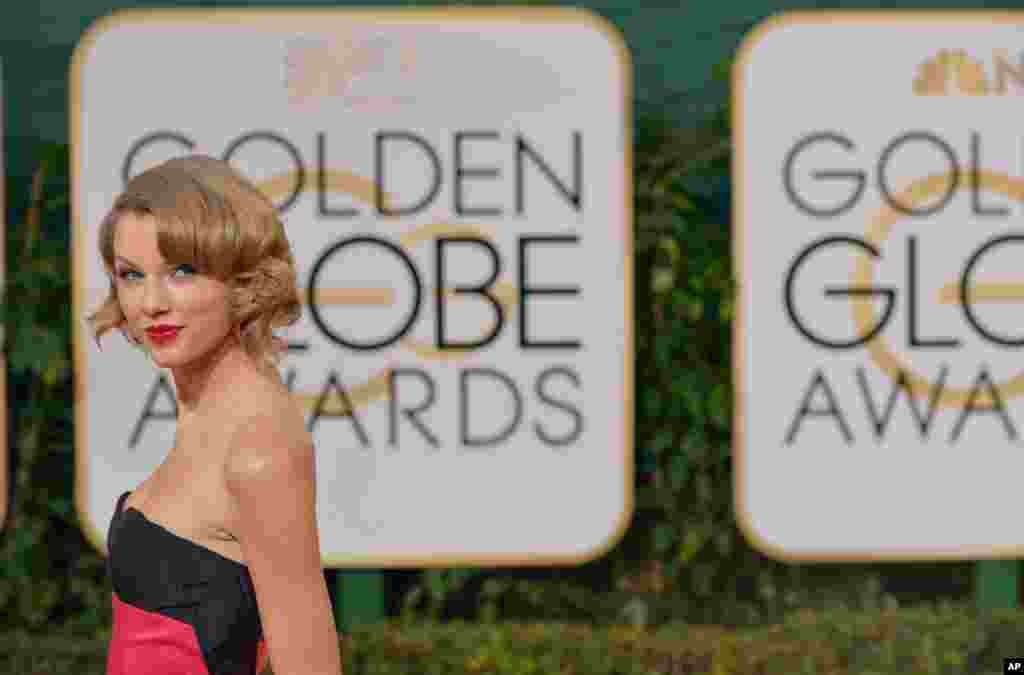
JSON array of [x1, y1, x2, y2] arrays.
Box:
[[106, 490, 269, 675]]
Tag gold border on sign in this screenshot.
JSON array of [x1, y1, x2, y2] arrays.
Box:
[[70, 7, 633, 569], [732, 9, 1024, 563]]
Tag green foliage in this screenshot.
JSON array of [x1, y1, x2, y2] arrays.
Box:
[[401, 568, 480, 622], [627, 66, 745, 623], [2, 602, 1020, 674], [0, 143, 112, 638]]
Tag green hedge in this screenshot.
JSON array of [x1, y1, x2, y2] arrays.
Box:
[[3, 603, 1023, 675]]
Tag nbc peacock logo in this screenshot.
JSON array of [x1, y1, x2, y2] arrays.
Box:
[[284, 35, 418, 109], [913, 48, 1024, 95]]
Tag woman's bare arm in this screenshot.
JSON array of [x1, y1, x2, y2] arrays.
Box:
[[225, 414, 341, 675]]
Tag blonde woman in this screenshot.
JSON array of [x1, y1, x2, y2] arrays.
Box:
[[87, 155, 342, 675]]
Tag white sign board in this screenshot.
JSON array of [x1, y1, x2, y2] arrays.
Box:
[[735, 11, 1024, 561], [72, 9, 632, 567]]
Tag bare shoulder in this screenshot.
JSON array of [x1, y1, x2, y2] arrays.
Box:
[[216, 378, 337, 675], [223, 377, 314, 486]]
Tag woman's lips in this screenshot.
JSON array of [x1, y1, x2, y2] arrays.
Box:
[[146, 327, 181, 341]]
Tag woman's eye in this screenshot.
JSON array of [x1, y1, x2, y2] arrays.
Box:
[[117, 264, 195, 281]]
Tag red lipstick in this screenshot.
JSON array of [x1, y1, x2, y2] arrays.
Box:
[[145, 325, 182, 343]]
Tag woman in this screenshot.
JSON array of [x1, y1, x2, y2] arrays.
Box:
[[86, 155, 342, 675]]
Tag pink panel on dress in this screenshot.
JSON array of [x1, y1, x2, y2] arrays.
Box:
[[255, 638, 269, 674], [106, 591, 211, 675]]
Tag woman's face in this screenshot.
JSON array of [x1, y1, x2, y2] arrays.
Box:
[[112, 211, 236, 370]]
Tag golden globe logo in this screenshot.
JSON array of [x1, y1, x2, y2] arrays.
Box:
[[122, 128, 586, 450], [782, 131, 1024, 444]]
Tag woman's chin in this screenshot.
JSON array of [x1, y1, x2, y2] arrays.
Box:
[[148, 347, 182, 368]]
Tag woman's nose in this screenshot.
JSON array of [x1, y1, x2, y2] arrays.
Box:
[[140, 278, 171, 313]]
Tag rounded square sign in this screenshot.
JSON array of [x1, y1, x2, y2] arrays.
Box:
[[72, 8, 632, 567], [735, 11, 1024, 561]]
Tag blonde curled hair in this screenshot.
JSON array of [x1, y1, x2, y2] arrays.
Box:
[[85, 155, 301, 370]]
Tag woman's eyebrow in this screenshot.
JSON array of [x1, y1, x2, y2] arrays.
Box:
[[114, 256, 168, 268]]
